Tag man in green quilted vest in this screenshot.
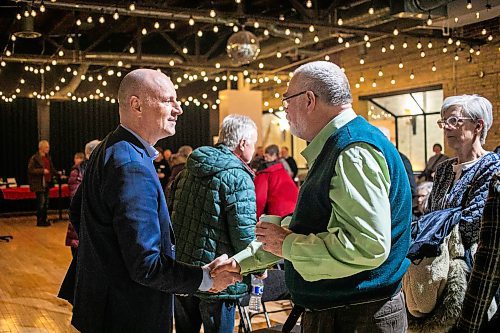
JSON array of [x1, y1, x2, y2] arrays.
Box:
[[213, 61, 412, 332], [169, 114, 258, 333]]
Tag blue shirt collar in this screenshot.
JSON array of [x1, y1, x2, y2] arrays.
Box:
[[120, 124, 159, 159]]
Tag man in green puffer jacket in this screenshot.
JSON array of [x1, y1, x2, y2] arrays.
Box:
[[169, 114, 258, 333]]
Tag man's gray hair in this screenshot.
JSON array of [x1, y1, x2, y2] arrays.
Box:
[[441, 94, 493, 144], [85, 139, 101, 159], [217, 114, 257, 150], [38, 140, 49, 149], [293, 61, 352, 106]]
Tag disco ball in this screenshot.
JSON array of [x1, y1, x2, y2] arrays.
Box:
[[226, 30, 260, 65]]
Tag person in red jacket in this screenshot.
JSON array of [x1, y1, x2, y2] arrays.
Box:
[[254, 144, 299, 218]]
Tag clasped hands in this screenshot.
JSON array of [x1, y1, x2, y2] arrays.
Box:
[[204, 221, 292, 293]]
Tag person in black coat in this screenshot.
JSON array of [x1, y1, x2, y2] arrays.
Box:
[[61, 69, 241, 333]]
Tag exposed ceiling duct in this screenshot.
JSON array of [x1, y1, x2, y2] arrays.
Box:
[[13, 16, 42, 39]]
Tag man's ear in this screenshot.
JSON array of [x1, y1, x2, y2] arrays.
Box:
[[305, 91, 316, 113], [130, 96, 141, 113]]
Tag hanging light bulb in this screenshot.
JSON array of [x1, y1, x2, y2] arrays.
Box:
[[378, 68, 383, 76], [431, 62, 437, 71], [276, 51, 282, 58], [182, 47, 188, 54], [398, 61, 404, 69], [345, 41, 350, 48], [372, 80, 377, 87], [417, 40, 422, 49], [263, 29, 269, 36], [454, 53, 459, 61], [355, 83, 360, 88], [390, 77, 396, 85], [337, 36, 343, 43], [368, 5, 374, 15], [487, 34, 493, 41], [366, 41, 371, 48], [456, 39, 461, 46], [359, 74, 365, 82], [420, 51, 426, 57], [427, 40, 433, 48], [76, 19, 82, 26], [232, 25, 239, 32], [129, 46, 135, 53], [40, 1, 46, 13], [443, 45, 448, 53], [476, 48, 481, 55], [188, 17, 195, 26], [213, 25, 218, 33], [381, 45, 387, 53], [337, 18, 343, 25], [154, 21, 160, 29], [295, 37, 301, 44], [99, 15, 105, 24], [410, 71, 415, 79], [209, 9, 216, 17], [113, 10, 119, 20], [170, 22, 175, 29], [253, 22, 259, 28], [324, 55, 330, 61], [359, 58, 365, 65], [306, 0, 312, 8], [402, 39, 408, 48], [426, 13, 432, 25], [389, 42, 395, 50], [87, 16, 93, 23], [309, 25, 315, 32], [466, 0, 472, 10], [448, 37, 453, 44], [142, 28, 147, 35], [16, 13, 22, 20], [313, 35, 319, 43], [197, 30, 203, 37], [129, 3, 136, 11], [393, 28, 399, 36], [364, 34, 369, 41]]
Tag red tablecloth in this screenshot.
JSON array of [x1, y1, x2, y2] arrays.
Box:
[[1, 185, 69, 200]]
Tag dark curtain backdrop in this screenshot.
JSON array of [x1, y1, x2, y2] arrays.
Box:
[[156, 106, 212, 153], [50, 100, 119, 173], [0, 98, 38, 185]]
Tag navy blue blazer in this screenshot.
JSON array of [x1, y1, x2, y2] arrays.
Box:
[[69, 126, 203, 333]]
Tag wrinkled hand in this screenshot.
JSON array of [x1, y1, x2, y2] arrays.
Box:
[[209, 270, 242, 293], [256, 222, 292, 257], [210, 257, 241, 277], [203, 254, 242, 293]]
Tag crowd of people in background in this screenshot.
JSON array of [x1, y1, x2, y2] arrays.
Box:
[[21, 63, 499, 333]]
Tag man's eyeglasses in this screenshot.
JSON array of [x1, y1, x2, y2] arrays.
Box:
[[437, 116, 473, 129], [281, 91, 309, 109]]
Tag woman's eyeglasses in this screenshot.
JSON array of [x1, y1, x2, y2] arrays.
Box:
[[437, 116, 473, 129]]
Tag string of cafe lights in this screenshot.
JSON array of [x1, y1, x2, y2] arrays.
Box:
[[3, 0, 497, 106]]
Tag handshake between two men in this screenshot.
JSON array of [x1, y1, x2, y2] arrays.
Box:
[[204, 219, 293, 293]]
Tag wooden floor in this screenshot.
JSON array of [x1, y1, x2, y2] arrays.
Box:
[[0, 213, 291, 333]]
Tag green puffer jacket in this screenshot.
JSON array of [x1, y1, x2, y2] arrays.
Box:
[[169, 144, 256, 300]]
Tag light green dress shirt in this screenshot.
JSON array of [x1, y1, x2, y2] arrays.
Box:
[[234, 109, 392, 281]]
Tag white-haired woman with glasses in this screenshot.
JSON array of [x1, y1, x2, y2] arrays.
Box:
[[414, 94, 499, 330]]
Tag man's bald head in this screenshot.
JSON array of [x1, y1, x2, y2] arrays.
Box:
[[118, 69, 173, 112], [116, 68, 182, 144]]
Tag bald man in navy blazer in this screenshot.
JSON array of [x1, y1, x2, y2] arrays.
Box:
[[67, 69, 241, 333]]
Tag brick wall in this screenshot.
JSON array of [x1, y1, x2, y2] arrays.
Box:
[[339, 36, 499, 151]]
